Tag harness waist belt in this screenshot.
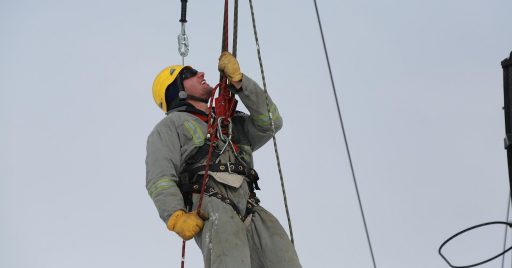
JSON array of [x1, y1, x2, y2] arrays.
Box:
[[186, 163, 260, 190]]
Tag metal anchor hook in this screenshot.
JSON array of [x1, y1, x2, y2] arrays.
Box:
[[178, 23, 189, 64]]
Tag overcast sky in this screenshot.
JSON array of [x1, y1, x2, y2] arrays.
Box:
[[2, 0, 512, 267]]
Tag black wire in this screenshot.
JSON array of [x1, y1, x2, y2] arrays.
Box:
[[439, 221, 512, 268], [312, 1, 377, 268]]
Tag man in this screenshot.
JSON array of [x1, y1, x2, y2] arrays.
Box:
[[146, 52, 301, 268]]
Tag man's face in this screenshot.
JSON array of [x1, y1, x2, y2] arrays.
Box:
[[182, 68, 213, 98]]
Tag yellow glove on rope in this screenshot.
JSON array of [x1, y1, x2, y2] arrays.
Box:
[[167, 210, 205, 241], [218, 51, 243, 82]]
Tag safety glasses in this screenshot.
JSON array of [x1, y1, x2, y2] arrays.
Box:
[[180, 67, 198, 80]]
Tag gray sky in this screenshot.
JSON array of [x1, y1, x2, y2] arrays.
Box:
[[2, 0, 512, 267]]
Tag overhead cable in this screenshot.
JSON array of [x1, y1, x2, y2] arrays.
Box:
[[439, 221, 512, 268], [312, 1, 377, 267], [248, 0, 295, 244]]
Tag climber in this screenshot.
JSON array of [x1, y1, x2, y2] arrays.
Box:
[[146, 52, 301, 268]]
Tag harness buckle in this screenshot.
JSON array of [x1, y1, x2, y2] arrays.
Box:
[[205, 187, 216, 196], [227, 162, 234, 173]]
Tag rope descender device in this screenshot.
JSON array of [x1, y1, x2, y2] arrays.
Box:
[[177, 0, 189, 65]]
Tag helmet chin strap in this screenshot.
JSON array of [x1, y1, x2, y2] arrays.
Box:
[[179, 90, 209, 104], [177, 75, 210, 104]]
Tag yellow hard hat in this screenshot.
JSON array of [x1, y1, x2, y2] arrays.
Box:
[[152, 65, 188, 112]]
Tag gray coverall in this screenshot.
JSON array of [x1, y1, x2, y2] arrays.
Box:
[[146, 75, 301, 268]]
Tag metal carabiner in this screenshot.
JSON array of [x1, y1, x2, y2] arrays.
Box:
[[217, 117, 226, 142], [177, 23, 189, 63], [218, 118, 234, 155]]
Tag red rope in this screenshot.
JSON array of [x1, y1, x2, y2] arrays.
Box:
[[222, 0, 229, 52], [196, 83, 220, 211], [180, 83, 219, 268], [196, 0, 235, 232], [180, 240, 186, 268], [180, 0, 233, 266]]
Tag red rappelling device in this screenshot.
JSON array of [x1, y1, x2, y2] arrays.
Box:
[[214, 0, 238, 121]]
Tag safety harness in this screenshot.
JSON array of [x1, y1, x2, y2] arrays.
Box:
[[170, 100, 261, 222]]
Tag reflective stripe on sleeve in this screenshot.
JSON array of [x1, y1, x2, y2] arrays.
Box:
[[147, 177, 176, 199], [253, 104, 281, 127]]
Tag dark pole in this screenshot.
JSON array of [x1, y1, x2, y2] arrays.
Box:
[[502, 51, 512, 203]]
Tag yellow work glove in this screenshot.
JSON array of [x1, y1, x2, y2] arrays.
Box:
[[167, 210, 205, 241], [218, 51, 243, 82]]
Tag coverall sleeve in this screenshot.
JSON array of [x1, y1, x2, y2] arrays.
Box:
[[146, 120, 186, 223], [237, 74, 283, 151]]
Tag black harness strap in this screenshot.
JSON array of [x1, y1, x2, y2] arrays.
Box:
[[200, 184, 259, 222], [185, 163, 260, 190]]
